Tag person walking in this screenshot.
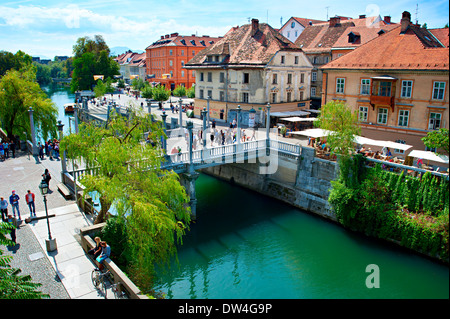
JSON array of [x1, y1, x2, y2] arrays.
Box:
[[7, 214, 17, 245], [0, 196, 8, 222], [9, 190, 21, 220], [25, 190, 36, 218], [42, 169, 52, 190]]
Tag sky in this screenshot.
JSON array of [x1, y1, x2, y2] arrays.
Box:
[[0, 0, 448, 58]]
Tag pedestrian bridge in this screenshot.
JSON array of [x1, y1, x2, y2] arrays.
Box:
[[162, 138, 301, 173]]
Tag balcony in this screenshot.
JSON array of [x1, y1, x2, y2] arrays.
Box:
[[369, 76, 397, 111]]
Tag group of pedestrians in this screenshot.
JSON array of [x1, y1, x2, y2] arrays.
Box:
[[38, 139, 60, 161], [1, 169, 51, 245], [0, 139, 16, 161]]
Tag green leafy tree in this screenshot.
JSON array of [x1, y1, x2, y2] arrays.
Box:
[[186, 85, 195, 98], [70, 35, 119, 92], [315, 100, 360, 156], [422, 128, 449, 155], [141, 83, 153, 100], [172, 84, 186, 97], [0, 50, 32, 76], [0, 67, 58, 140], [152, 85, 170, 104], [1, 223, 48, 299], [93, 79, 107, 98], [60, 112, 191, 293]]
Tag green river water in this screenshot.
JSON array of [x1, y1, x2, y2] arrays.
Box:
[[47, 85, 449, 299]]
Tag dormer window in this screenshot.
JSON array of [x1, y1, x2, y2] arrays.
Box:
[[348, 32, 360, 43], [200, 40, 206, 46]]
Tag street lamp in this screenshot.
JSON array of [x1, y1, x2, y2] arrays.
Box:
[[39, 179, 57, 252]]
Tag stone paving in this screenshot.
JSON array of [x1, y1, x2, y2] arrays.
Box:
[[0, 149, 103, 299]]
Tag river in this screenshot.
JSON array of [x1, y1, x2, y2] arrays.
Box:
[[46, 85, 449, 299]]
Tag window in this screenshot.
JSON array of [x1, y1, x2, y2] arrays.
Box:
[[200, 72, 204, 81], [287, 92, 291, 102], [432, 81, 446, 100], [295, 31, 298, 37], [401, 80, 413, 98], [336, 78, 345, 94], [219, 72, 225, 83], [207, 72, 212, 82], [310, 87, 316, 97], [207, 90, 212, 99], [287, 31, 290, 38], [359, 106, 368, 122], [398, 109, 409, 127], [220, 91, 225, 101], [311, 72, 317, 82], [271, 92, 277, 103], [294, 56, 299, 64], [281, 56, 285, 64], [199, 89, 204, 99], [181, 50, 184, 56], [192, 50, 195, 56], [428, 112, 442, 130], [313, 57, 318, 64], [169, 60, 173, 66], [378, 81, 392, 96], [287, 73, 292, 84], [299, 91, 304, 101], [360, 79, 370, 95], [181, 70, 185, 77], [300, 73, 304, 83], [242, 92, 249, 103], [243, 73, 249, 84], [377, 108, 388, 124], [272, 73, 277, 84], [169, 50, 173, 56]]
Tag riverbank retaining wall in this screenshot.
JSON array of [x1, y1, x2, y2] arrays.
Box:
[[200, 145, 338, 221]]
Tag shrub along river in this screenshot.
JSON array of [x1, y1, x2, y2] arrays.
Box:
[[47, 85, 448, 299]]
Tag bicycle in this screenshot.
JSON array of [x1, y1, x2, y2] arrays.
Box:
[[91, 268, 108, 298], [110, 282, 128, 299]]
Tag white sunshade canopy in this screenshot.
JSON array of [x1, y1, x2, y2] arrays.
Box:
[[289, 128, 330, 138], [280, 117, 317, 122], [408, 150, 449, 164], [354, 137, 413, 151], [271, 111, 310, 117]]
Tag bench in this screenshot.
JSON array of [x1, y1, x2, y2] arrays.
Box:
[[57, 183, 72, 199]]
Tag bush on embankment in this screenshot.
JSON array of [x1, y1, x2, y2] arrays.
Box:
[[329, 154, 449, 262]]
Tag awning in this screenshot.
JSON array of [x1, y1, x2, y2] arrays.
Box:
[[354, 137, 413, 151], [271, 110, 310, 117], [289, 128, 330, 138], [408, 150, 449, 164], [280, 117, 317, 122], [305, 109, 321, 113], [371, 75, 397, 80]]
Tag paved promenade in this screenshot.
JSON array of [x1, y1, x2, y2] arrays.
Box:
[[0, 149, 103, 299]]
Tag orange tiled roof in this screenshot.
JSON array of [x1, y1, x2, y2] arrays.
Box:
[[146, 34, 220, 50], [291, 17, 325, 27], [186, 20, 300, 67], [320, 25, 449, 71], [429, 28, 449, 47]]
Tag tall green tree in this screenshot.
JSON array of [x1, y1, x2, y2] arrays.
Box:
[[315, 101, 360, 156], [60, 111, 191, 293], [70, 35, 119, 92], [172, 84, 186, 97], [152, 84, 170, 104], [0, 67, 58, 140], [0, 50, 32, 76]]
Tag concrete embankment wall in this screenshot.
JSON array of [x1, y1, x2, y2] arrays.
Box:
[[200, 146, 339, 221]]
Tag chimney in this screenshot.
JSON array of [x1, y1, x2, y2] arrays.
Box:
[[359, 14, 366, 19], [329, 16, 340, 27], [161, 36, 164, 40], [165, 34, 170, 39], [400, 11, 411, 33], [251, 18, 259, 36], [384, 16, 391, 23]]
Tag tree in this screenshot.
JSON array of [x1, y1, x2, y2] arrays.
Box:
[[0, 50, 32, 76], [60, 111, 191, 293], [314, 101, 360, 156], [172, 84, 186, 97], [0, 223, 48, 299], [186, 85, 195, 98], [422, 128, 449, 155], [70, 35, 119, 92], [152, 85, 170, 105], [141, 83, 153, 100], [93, 79, 107, 98], [0, 67, 58, 140]]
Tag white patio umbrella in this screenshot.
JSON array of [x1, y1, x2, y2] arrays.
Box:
[[289, 128, 331, 138], [408, 150, 449, 164]]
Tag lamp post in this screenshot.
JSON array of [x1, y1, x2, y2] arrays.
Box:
[[178, 97, 183, 128], [39, 179, 57, 252], [56, 120, 67, 173]]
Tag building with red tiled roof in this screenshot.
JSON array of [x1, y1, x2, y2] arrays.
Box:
[[321, 11, 449, 156], [294, 14, 397, 108], [115, 51, 146, 83], [185, 19, 314, 125], [279, 16, 325, 43], [145, 33, 220, 90]]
